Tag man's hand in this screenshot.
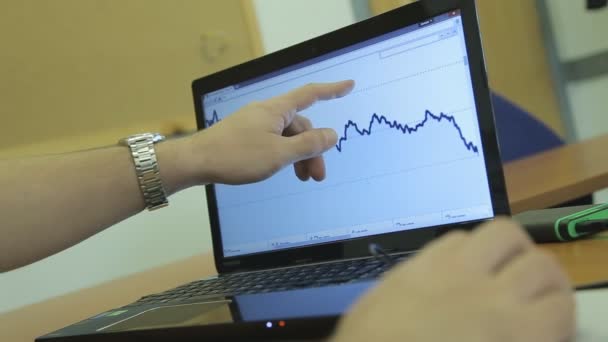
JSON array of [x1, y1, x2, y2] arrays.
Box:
[[0, 81, 354, 271], [332, 219, 575, 342], [186, 80, 354, 185]]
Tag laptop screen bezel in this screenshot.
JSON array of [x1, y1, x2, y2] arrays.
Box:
[[192, 0, 510, 274]]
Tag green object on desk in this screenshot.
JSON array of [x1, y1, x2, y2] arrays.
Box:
[[514, 204, 608, 243], [555, 203, 608, 241]]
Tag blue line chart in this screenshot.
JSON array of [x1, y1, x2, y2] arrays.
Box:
[[205, 109, 478, 154], [336, 110, 479, 153], [205, 110, 220, 127]]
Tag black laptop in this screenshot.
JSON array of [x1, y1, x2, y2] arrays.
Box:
[[37, 0, 509, 340]]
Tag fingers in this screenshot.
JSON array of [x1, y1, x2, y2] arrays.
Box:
[[284, 128, 338, 164], [265, 80, 355, 127], [461, 218, 534, 275], [293, 161, 310, 181], [255, 81, 353, 180], [417, 229, 470, 261], [284, 114, 314, 137], [497, 249, 571, 300], [283, 80, 355, 111], [527, 290, 576, 342], [388, 230, 470, 278], [295, 155, 327, 181], [286, 115, 328, 181]]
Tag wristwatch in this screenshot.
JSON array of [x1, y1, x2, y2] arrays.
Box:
[[118, 133, 169, 211]]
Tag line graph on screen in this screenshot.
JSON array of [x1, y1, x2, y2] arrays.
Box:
[[205, 109, 479, 154]]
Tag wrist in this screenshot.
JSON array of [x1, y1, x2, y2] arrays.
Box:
[[155, 135, 206, 194]]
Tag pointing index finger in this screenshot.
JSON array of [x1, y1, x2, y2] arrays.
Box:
[[266, 80, 355, 125]]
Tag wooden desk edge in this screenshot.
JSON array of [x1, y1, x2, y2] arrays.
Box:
[[505, 134, 608, 213]]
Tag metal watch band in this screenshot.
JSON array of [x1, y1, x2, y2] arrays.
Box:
[[120, 133, 168, 211]]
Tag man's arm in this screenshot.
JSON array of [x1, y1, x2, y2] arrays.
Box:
[[0, 139, 192, 272], [0, 80, 354, 272]]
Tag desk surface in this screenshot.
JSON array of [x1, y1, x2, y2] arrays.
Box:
[[4, 135, 608, 341], [505, 134, 608, 213]]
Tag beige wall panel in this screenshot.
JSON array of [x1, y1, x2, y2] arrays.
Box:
[[0, 0, 261, 155]]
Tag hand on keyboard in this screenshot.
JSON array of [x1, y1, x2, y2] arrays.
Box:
[[332, 218, 575, 342]]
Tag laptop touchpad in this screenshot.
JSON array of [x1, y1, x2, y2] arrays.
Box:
[[101, 300, 234, 332]]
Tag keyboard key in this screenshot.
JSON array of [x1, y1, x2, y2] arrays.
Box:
[[130, 255, 410, 306]]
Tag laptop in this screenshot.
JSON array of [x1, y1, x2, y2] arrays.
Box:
[[37, 0, 509, 340]]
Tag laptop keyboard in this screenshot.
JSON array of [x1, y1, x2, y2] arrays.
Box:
[[128, 255, 409, 307]]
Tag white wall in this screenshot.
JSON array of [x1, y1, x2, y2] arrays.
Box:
[[0, 0, 356, 314], [544, 2, 608, 203], [545, 1, 608, 141], [546, 2, 608, 61]]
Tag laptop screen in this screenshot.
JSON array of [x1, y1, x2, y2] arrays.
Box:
[[202, 10, 494, 258]]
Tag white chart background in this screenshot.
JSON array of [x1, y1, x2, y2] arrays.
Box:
[[204, 16, 494, 256]]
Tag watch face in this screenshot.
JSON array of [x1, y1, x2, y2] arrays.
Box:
[[121, 133, 165, 144], [151, 133, 166, 143], [118, 133, 165, 146]]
